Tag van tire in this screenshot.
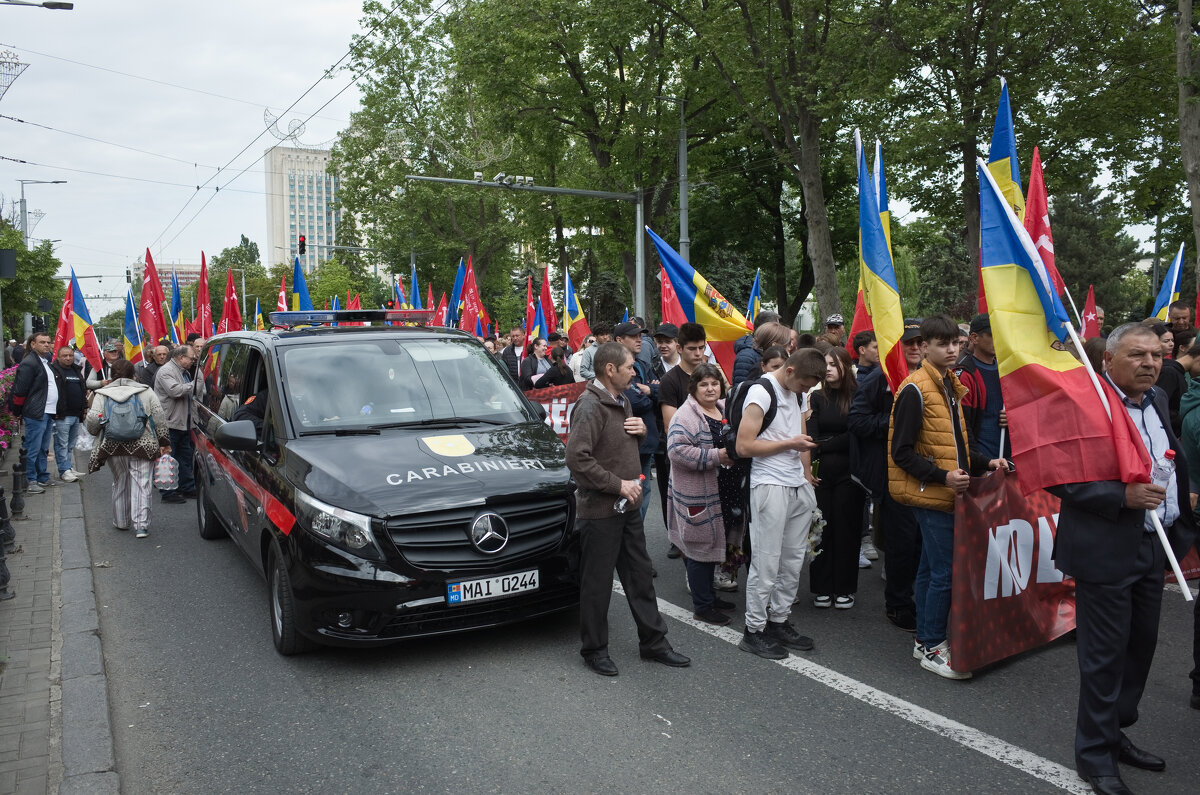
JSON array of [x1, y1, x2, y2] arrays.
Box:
[[268, 542, 316, 655], [195, 473, 225, 540]]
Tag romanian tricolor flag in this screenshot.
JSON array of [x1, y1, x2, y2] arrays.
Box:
[[987, 78, 1025, 217], [122, 289, 145, 366], [292, 258, 314, 311], [562, 268, 591, 350], [168, 269, 184, 345], [530, 300, 547, 344], [447, 258, 466, 328], [745, 269, 762, 323], [254, 298, 265, 331], [64, 270, 103, 371], [855, 133, 905, 392], [979, 158, 1149, 493], [847, 137, 889, 359], [647, 226, 750, 377], [395, 278, 408, 309], [410, 265, 423, 309], [1152, 242, 1185, 321]]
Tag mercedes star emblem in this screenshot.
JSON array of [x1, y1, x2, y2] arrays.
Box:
[[469, 512, 509, 554]]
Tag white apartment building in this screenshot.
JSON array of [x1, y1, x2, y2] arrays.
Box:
[[264, 146, 340, 273]]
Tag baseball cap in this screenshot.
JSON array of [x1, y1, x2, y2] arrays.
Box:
[[969, 313, 991, 335], [613, 321, 641, 338], [900, 318, 923, 343], [547, 331, 563, 342], [653, 323, 678, 339], [103, 339, 121, 352], [825, 314, 844, 326]]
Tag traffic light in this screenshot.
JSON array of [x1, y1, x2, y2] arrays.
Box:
[[384, 299, 397, 310], [298, 235, 306, 256]]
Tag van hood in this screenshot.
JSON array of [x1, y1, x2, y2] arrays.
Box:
[[281, 421, 570, 517]]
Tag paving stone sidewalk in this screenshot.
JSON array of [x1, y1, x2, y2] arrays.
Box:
[[0, 450, 119, 795]]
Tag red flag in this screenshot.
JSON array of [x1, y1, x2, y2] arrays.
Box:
[[659, 267, 687, 326], [196, 252, 213, 337], [276, 275, 287, 312], [426, 283, 434, 313], [432, 293, 448, 326], [216, 269, 242, 334], [976, 259, 988, 314], [459, 256, 485, 332], [1023, 147, 1066, 297], [1081, 285, 1100, 339], [539, 266, 557, 335], [138, 249, 168, 344], [523, 275, 536, 352], [52, 285, 73, 354], [844, 285, 873, 360]]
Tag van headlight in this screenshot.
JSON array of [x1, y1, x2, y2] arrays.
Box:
[[295, 491, 383, 560]]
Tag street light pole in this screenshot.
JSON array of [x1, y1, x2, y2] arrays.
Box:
[[16, 179, 66, 338]]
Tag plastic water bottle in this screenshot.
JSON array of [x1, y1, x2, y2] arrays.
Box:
[[1151, 449, 1176, 489], [614, 474, 646, 513]]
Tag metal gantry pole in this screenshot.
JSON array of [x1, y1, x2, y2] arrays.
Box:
[[678, 101, 689, 264]]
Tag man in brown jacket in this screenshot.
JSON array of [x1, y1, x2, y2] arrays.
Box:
[[566, 342, 690, 676]]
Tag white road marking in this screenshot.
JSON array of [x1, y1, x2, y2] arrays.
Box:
[[615, 582, 1090, 794], [1164, 581, 1199, 597]]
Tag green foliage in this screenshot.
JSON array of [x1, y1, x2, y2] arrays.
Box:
[[0, 224, 66, 341]]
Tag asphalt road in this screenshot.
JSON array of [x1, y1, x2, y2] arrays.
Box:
[[81, 469, 1198, 794]]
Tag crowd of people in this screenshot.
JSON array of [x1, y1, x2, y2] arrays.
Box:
[[550, 306, 1198, 795]]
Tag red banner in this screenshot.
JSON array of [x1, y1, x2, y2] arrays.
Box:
[[950, 469, 1075, 672], [523, 381, 588, 443]]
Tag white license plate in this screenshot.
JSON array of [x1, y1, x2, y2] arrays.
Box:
[[447, 569, 539, 605]]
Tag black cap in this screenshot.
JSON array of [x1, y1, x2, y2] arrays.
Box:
[[613, 321, 641, 338], [652, 323, 678, 339], [547, 331, 563, 342], [900, 318, 923, 342], [969, 313, 991, 335]]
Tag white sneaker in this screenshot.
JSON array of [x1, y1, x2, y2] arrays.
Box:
[[813, 594, 833, 609], [714, 571, 738, 592], [920, 640, 972, 680], [913, 639, 925, 660], [67, 468, 86, 479], [861, 538, 879, 560], [834, 595, 855, 609], [135, 528, 149, 539], [61, 470, 78, 483], [858, 550, 872, 569]]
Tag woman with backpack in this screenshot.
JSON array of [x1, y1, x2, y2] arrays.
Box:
[[807, 347, 864, 609], [84, 359, 171, 539]]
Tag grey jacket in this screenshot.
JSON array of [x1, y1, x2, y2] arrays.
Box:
[[85, 379, 170, 469], [153, 359, 195, 431]]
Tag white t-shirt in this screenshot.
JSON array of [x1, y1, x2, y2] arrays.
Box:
[[744, 371, 806, 487], [41, 357, 59, 416]]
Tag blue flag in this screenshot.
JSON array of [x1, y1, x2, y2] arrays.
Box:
[[292, 258, 314, 311]]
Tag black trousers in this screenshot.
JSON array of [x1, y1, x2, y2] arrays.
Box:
[[1073, 532, 1164, 777], [654, 452, 671, 529], [578, 512, 670, 659], [810, 478, 865, 597], [881, 494, 921, 613]]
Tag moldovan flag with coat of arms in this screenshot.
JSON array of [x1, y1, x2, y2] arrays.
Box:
[[977, 158, 1150, 494], [53, 270, 104, 372], [855, 132, 906, 393], [561, 268, 591, 350], [122, 288, 145, 366], [647, 226, 750, 378]]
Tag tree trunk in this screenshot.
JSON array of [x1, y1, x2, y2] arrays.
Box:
[[1178, 0, 1200, 278], [795, 109, 840, 324]]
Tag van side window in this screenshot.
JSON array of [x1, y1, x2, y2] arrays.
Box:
[[201, 344, 223, 414], [216, 344, 250, 421]]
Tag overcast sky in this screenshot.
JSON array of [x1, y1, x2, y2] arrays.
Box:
[[2, 0, 366, 317]]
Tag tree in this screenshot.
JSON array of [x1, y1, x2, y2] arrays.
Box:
[[0, 223, 65, 342]]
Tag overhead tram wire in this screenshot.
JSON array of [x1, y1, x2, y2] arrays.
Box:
[[1, 113, 221, 168], [147, 0, 417, 254], [154, 0, 455, 254]]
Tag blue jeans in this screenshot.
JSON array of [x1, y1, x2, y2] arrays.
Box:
[[911, 507, 955, 647], [53, 415, 80, 476], [23, 416, 53, 484]]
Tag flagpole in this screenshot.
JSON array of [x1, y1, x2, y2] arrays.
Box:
[[1064, 321, 1192, 601]]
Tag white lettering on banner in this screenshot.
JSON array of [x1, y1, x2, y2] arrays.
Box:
[[983, 512, 1064, 600], [543, 398, 574, 436], [385, 458, 546, 485]]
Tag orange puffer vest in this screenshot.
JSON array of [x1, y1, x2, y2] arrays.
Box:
[[887, 360, 970, 511]]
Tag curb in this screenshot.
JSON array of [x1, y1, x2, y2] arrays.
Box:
[[57, 477, 120, 795]]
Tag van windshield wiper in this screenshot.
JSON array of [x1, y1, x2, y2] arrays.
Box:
[[368, 417, 508, 430], [298, 428, 381, 437]]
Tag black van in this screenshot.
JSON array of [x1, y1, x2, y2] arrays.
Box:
[[191, 310, 578, 654]]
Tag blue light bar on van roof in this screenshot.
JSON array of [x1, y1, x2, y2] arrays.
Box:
[[268, 309, 436, 327]]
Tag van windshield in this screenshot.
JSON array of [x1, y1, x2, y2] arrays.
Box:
[[280, 338, 531, 431]]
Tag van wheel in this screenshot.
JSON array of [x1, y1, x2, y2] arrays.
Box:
[[195, 473, 224, 540], [268, 543, 316, 655]]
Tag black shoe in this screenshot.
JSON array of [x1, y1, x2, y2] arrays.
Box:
[[1191, 692, 1200, 710], [651, 567, 658, 578], [764, 620, 814, 651], [666, 544, 682, 559], [693, 608, 731, 626], [739, 629, 787, 660], [0, 587, 15, 601], [711, 596, 736, 610], [886, 608, 917, 632], [1118, 739, 1165, 771], [1081, 774, 1134, 795], [179, 489, 197, 499], [640, 648, 691, 667], [583, 655, 618, 676], [162, 493, 186, 504]]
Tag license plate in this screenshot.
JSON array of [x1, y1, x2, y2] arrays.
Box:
[[447, 569, 539, 604]]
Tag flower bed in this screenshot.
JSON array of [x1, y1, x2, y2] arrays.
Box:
[[0, 365, 20, 460]]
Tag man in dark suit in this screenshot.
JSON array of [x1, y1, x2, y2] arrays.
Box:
[[1049, 323, 1197, 795]]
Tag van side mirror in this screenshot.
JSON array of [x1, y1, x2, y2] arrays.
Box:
[[531, 402, 548, 421], [214, 419, 260, 451]]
